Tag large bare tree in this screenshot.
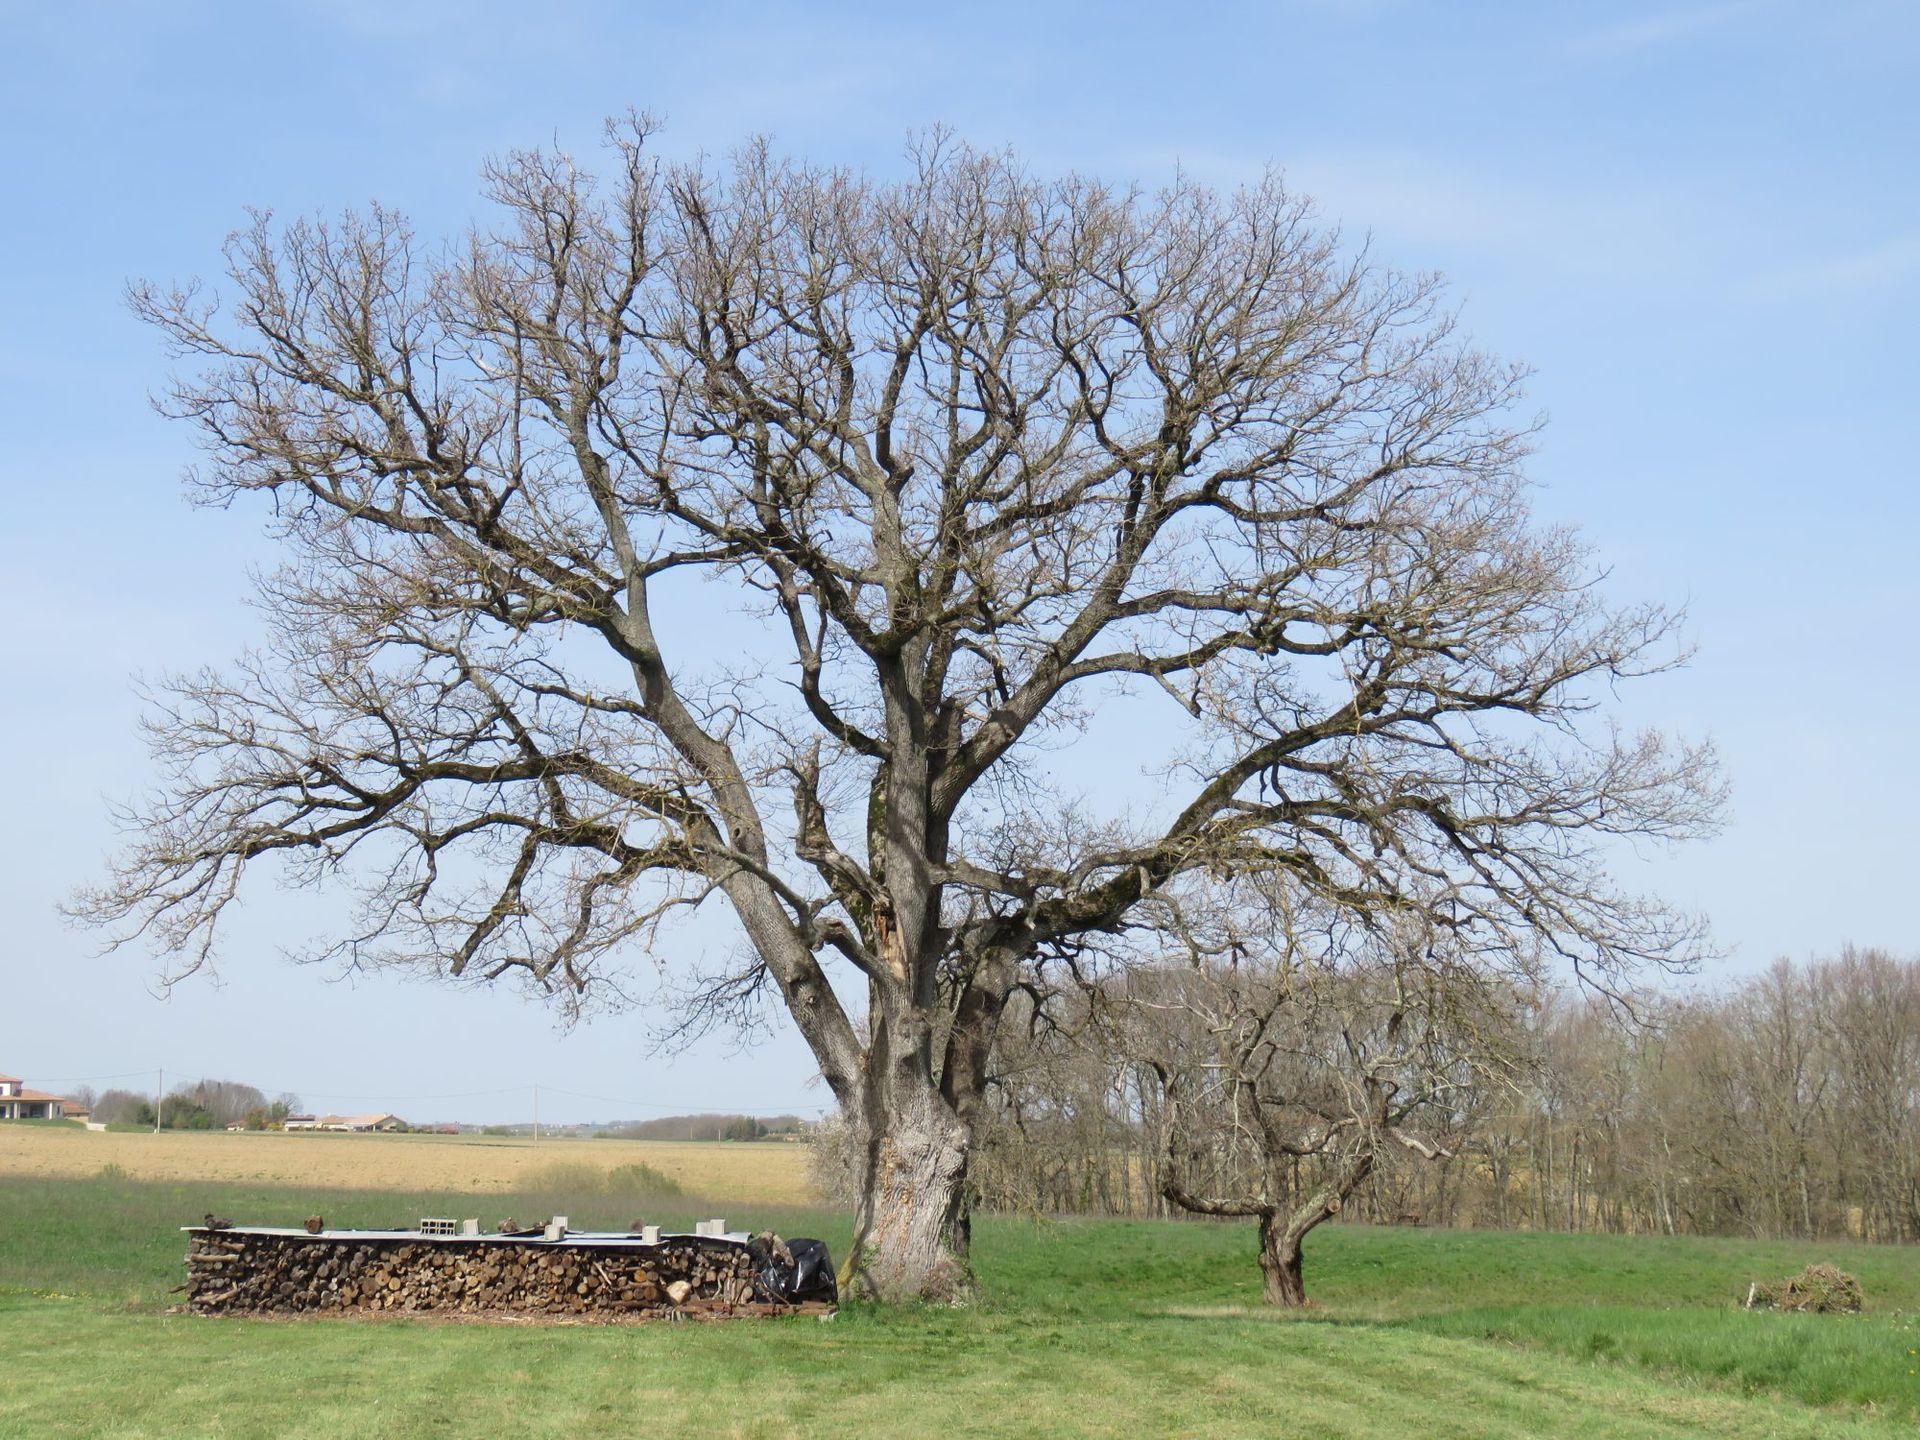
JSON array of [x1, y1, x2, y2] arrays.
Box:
[[80, 119, 1719, 1300]]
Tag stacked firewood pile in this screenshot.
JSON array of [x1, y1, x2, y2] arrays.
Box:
[[184, 1229, 825, 1319]]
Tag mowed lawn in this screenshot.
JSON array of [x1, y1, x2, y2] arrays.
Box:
[[3, 1170, 1920, 1438], [0, 1124, 811, 1204]]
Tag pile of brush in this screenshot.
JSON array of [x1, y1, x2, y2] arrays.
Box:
[[1742, 1263, 1864, 1314]]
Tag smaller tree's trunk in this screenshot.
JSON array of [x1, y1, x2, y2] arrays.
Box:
[[1255, 1151, 1374, 1308], [1257, 1211, 1308, 1307]]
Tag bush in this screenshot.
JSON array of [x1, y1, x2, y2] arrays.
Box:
[[523, 1159, 685, 1202], [1746, 1263, 1864, 1313], [603, 1162, 686, 1199], [805, 1112, 860, 1207]]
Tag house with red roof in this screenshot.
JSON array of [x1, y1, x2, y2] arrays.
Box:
[[0, 1073, 68, 1121]]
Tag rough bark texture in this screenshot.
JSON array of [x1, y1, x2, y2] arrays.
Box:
[[1258, 1159, 1373, 1308], [845, 1073, 974, 1301], [1257, 1213, 1308, 1308]]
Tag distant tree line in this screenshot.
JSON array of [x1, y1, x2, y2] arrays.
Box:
[[597, 1114, 808, 1142], [1479, 948, 1920, 1244], [89, 1080, 302, 1131], [814, 949, 1918, 1245]]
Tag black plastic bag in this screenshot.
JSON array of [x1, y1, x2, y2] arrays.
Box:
[[750, 1233, 838, 1304], [786, 1238, 837, 1302]]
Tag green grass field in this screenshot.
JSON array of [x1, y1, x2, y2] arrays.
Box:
[[3, 1172, 1918, 1438]]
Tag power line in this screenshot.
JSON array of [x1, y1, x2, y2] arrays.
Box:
[[293, 1086, 526, 1103]]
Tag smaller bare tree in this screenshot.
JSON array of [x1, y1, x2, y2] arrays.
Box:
[[1115, 898, 1526, 1306]]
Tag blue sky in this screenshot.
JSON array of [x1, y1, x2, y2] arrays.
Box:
[[1, 0, 1914, 1123]]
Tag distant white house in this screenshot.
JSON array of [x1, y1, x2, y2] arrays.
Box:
[[0, 1073, 67, 1121], [283, 1114, 321, 1130]]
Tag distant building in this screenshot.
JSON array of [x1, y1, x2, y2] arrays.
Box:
[[0, 1073, 68, 1121], [332, 1113, 407, 1133], [285, 1112, 408, 1133]]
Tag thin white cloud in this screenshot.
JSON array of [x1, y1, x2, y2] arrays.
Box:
[[1753, 232, 1920, 301], [1567, 0, 1770, 59], [884, 137, 1912, 326], [1127, 144, 1726, 289]]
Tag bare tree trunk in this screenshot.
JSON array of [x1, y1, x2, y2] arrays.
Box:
[[1543, 1121, 1556, 1231], [1257, 1211, 1308, 1307], [1567, 1131, 1581, 1232], [843, 1065, 974, 1303], [1252, 1153, 1374, 1308]]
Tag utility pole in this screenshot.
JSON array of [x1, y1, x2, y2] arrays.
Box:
[[153, 1068, 162, 1134], [533, 1084, 539, 1144]]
